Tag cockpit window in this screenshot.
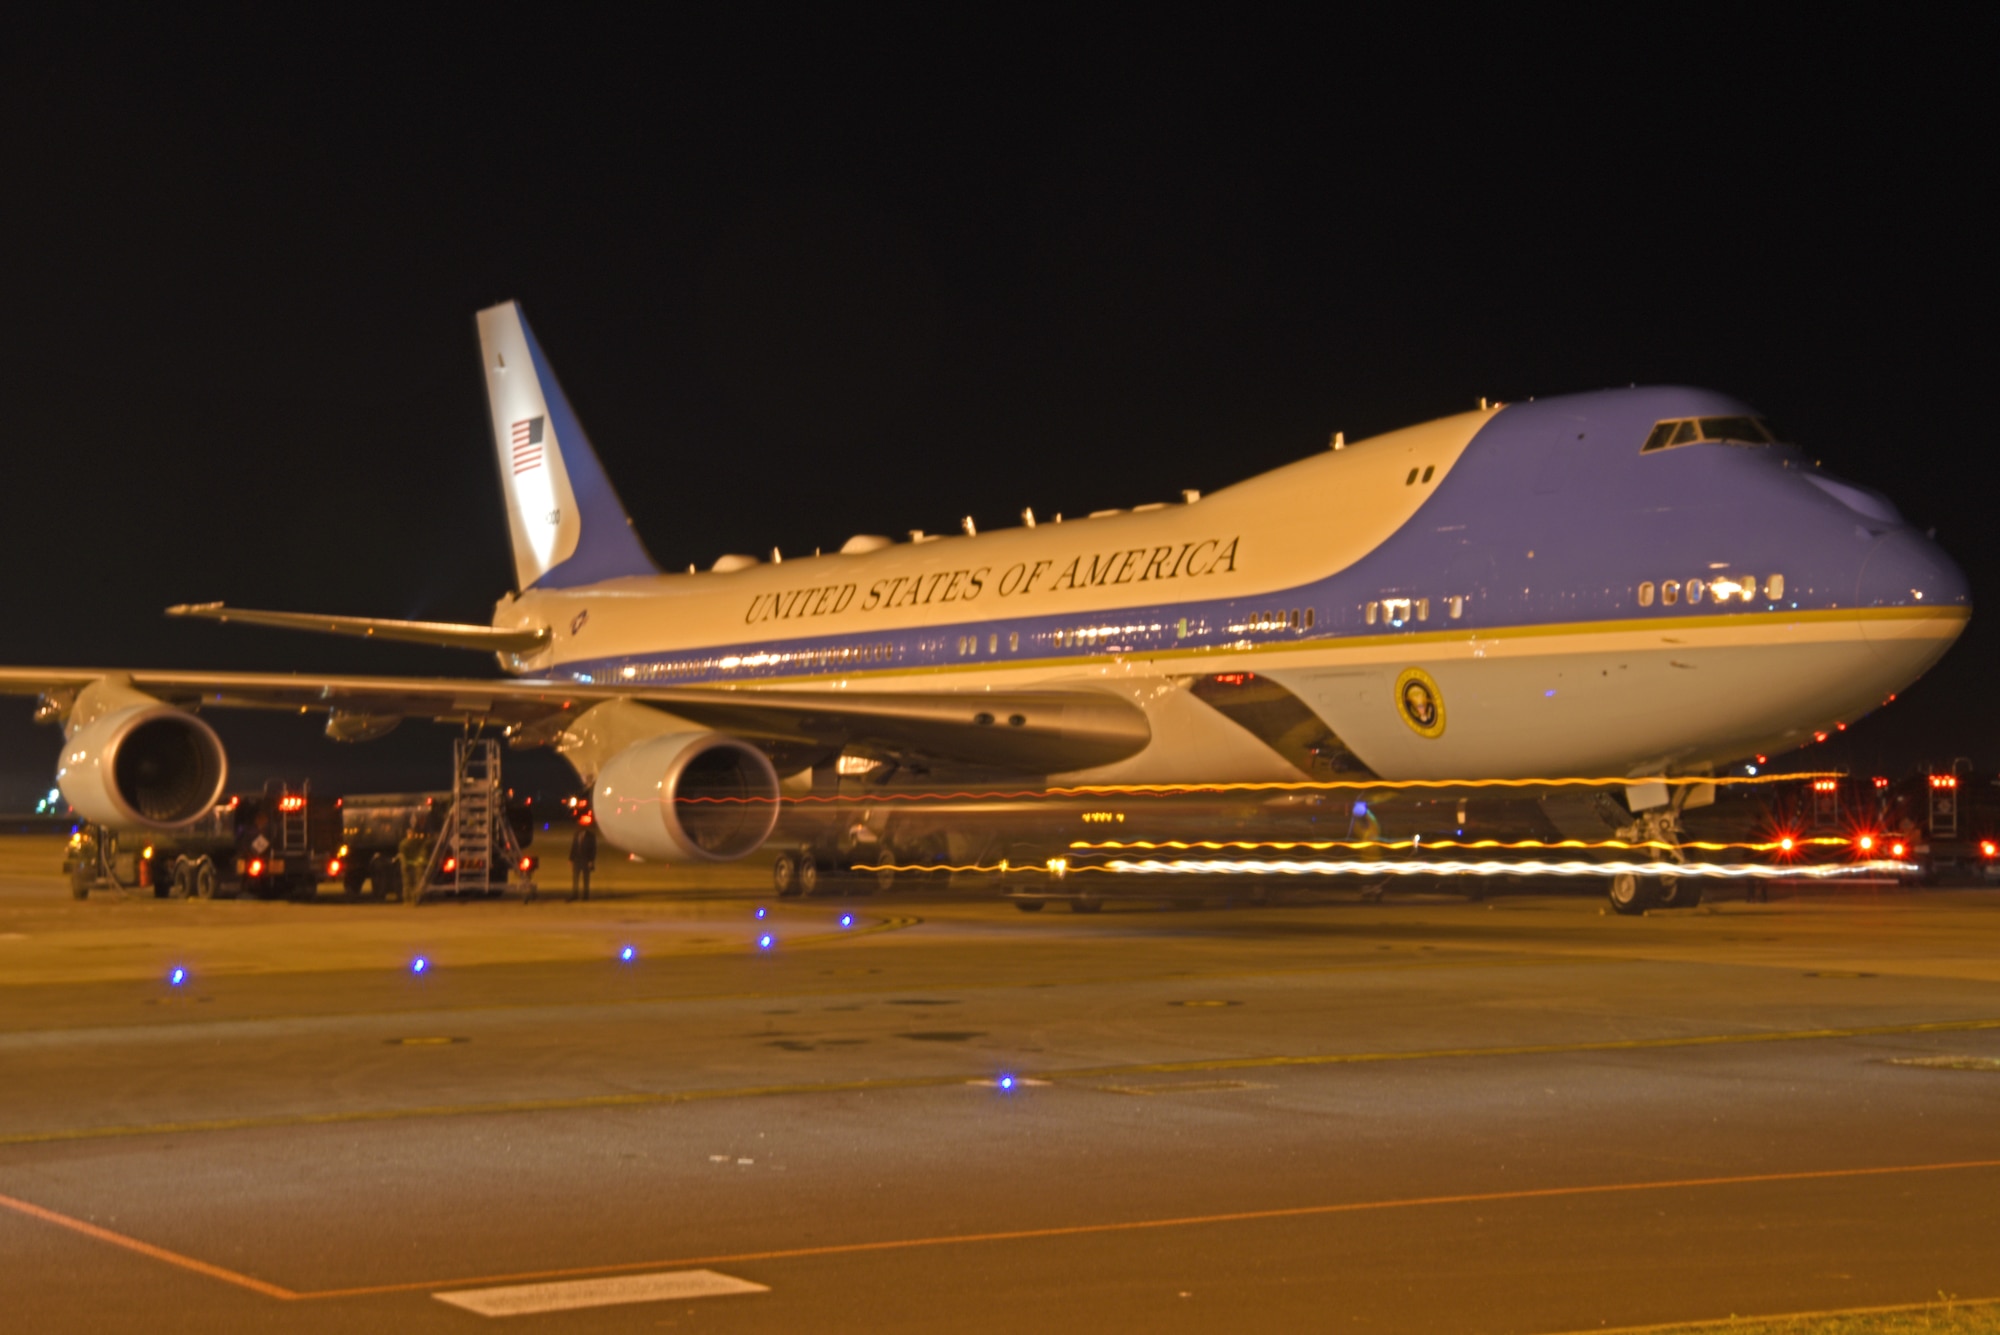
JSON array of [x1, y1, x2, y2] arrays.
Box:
[[1698, 416, 1770, 444], [1640, 415, 1780, 453]]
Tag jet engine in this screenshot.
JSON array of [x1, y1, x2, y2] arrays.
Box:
[[593, 732, 780, 862], [57, 682, 228, 829]]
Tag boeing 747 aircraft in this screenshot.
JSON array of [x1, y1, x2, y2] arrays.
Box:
[[1, 302, 1969, 910]]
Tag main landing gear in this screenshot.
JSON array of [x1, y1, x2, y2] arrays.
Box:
[[1606, 805, 1703, 915]]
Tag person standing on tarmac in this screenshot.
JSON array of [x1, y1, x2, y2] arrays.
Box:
[[569, 812, 598, 901], [397, 821, 431, 902]]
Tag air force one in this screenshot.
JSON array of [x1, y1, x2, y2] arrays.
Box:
[[2, 302, 1969, 887]]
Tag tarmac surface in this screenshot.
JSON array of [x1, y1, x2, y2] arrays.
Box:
[[3, 831, 1998, 1333]]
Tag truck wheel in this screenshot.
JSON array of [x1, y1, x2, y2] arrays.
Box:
[[169, 861, 192, 900], [1608, 873, 1653, 915], [1013, 899, 1045, 912], [796, 852, 820, 898], [343, 863, 369, 897], [1069, 896, 1102, 914], [772, 851, 800, 896], [376, 860, 403, 902], [194, 862, 219, 900]]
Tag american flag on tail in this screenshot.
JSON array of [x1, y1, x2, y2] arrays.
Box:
[[511, 416, 546, 475]]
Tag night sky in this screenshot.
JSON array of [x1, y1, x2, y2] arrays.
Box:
[[2, 15, 1990, 806]]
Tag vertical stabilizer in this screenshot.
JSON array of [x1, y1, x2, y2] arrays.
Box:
[[476, 301, 658, 590]]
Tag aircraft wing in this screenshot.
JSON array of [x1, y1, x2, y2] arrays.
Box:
[[0, 668, 1151, 773]]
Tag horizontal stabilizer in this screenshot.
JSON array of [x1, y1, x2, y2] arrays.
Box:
[[165, 603, 550, 654]]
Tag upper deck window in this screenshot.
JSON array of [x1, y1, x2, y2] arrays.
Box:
[[1641, 416, 1781, 453]]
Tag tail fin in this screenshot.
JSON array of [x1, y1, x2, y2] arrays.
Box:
[[476, 301, 658, 591]]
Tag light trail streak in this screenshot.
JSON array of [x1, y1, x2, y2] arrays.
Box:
[[1102, 858, 1914, 880], [1069, 837, 1851, 853]]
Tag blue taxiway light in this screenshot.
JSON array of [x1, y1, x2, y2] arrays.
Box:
[[998, 1074, 1016, 1091], [757, 934, 774, 950], [754, 906, 768, 920], [619, 945, 636, 962], [167, 967, 187, 987], [839, 914, 854, 928], [411, 957, 429, 975]]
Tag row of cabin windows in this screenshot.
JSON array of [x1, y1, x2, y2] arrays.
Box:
[[955, 632, 1023, 655], [1365, 596, 1466, 626], [1637, 574, 1783, 608], [1247, 608, 1315, 631]]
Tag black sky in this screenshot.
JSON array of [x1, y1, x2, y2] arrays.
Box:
[[2, 14, 1992, 805]]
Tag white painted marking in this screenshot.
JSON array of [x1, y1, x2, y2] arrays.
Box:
[[433, 1269, 768, 1317]]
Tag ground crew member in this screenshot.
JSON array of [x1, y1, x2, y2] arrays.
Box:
[[569, 812, 598, 901], [398, 822, 431, 902]]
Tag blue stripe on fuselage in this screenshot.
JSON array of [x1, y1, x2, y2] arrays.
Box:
[[550, 387, 1969, 687]]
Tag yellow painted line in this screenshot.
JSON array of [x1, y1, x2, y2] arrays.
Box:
[[4, 1014, 1994, 1148], [297, 1157, 2000, 1299], [1535, 1295, 2000, 1335], [12, 1153, 1997, 1305], [0, 1189, 298, 1299]]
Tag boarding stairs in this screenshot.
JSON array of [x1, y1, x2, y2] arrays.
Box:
[[413, 739, 532, 903]]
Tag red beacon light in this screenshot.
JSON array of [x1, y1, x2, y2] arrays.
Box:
[[1812, 779, 1838, 793], [326, 858, 342, 877], [1778, 836, 1796, 852], [277, 794, 306, 812], [247, 857, 265, 877], [1854, 834, 1875, 853], [1889, 840, 1908, 859], [1929, 774, 1959, 790], [1872, 777, 1890, 789], [441, 856, 458, 874], [1983, 841, 1998, 859]]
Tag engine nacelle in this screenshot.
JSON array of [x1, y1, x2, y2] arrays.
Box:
[[57, 686, 228, 829], [593, 732, 780, 862]]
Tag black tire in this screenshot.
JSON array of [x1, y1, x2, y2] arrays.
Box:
[[343, 862, 369, 897], [1013, 899, 1045, 912], [194, 862, 219, 900], [1656, 876, 1703, 909], [169, 861, 192, 901], [1069, 896, 1102, 914], [797, 852, 820, 898], [69, 867, 89, 900], [376, 860, 403, 902], [772, 852, 800, 897], [1608, 872, 1653, 916]]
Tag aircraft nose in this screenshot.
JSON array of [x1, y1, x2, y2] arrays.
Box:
[[1855, 526, 1969, 612]]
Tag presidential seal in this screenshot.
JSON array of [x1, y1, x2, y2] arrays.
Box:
[[1393, 667, 1446, 739]]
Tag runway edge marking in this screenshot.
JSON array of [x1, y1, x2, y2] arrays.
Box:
[[4, 1015, 1998, 1148], [1534, 1293, 2000, 1335]]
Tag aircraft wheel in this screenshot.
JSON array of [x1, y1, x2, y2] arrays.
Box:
[[1607, 873, 1653, 915], [1656, 876, 1702, 909], [796, 852, 821, 898], [1013, 899, 1045, 912], [772, 851, 800, 897]]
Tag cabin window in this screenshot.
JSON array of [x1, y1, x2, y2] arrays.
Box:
[[1421, 465, 1435, 483], [1405, 468, 1419, 485], [1415, 598, 1430, 622], [1638, 581, 1655, 607], [1366, 601, 1380, 625], [1662, 580, 1681, 606], [1009, 631, 1019, 651], [1447, 595, 1464, 619], [1765, 574, 1784, 600], [1304, 607, 1316, 628], [1686, 578, 1706, 605]]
